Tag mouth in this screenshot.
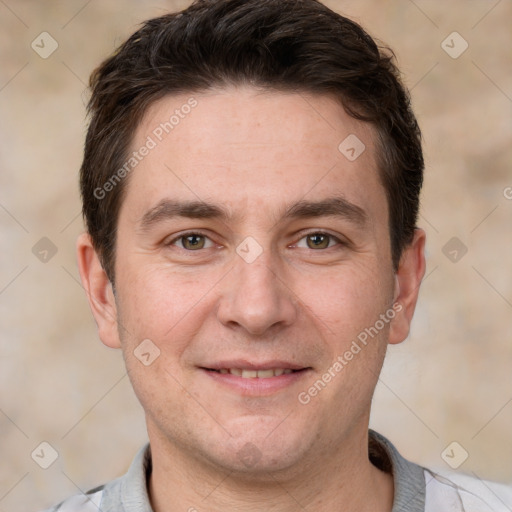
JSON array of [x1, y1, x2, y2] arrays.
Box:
[[205, 368, 305, 378], [199, 362, 311, 395]]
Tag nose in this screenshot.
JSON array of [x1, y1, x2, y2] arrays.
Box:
[[216, 246, 298, 337]]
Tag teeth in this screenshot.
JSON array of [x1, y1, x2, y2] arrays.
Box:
[[256, 369, 274, 378], [215, 368, 299, 378]]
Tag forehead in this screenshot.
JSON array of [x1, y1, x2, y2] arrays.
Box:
[[122, 86, 386, 226], [137, 86, 376, 158]]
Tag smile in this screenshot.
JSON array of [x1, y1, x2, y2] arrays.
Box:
[[201, 365, 311, 396], [210, 368, 298, 378]]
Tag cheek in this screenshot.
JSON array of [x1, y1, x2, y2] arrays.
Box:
[[116, 262, 214, 343], [114, 264, 206, 420], [306, 263, 393, 398], [297, 267, 392, 417], [300, 262, 393, 346]]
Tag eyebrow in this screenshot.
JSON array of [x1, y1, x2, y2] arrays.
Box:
[[137, 196, 368, 232]]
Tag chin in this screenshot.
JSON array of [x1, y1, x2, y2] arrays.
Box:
[[213, 447, 305, 480], [208, 418, 310, 477]]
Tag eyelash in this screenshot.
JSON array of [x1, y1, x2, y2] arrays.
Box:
[[167, 230, 345, 251]]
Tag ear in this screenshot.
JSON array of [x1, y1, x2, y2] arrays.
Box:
[[76, 232, 121, 349], [388, 228, 426, 345]]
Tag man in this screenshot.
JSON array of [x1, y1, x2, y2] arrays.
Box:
[[42, 0, 512, 510]]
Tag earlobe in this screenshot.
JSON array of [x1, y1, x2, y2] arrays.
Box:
[[76, 232, 121, 349], [388, 229, 426, 345]]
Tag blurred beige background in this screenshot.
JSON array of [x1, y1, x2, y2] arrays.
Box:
[[0, 0, 511, 510]]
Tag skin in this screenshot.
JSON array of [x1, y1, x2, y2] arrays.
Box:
[[77, 86, 426, 512]]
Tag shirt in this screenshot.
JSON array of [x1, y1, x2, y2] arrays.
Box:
[[41, 429, 512, 511]]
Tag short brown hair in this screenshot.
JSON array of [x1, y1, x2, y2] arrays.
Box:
[[81, 0, 423, 282]]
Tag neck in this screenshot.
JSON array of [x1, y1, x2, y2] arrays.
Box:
[[148, 427, 394, 512]]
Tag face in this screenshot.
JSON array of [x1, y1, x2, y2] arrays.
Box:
[[78, 86, 425, 477]]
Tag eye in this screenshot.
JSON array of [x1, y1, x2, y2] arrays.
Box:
[[295, 231, 343, 250], [166, 231, 344, 252], [168, 232, 215, 250]]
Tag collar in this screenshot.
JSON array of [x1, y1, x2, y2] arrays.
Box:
[[369, 429, 426, 512]]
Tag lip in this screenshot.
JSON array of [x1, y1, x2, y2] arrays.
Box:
[[202, 359, 307, 371], [199, 360, 312, 396]]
